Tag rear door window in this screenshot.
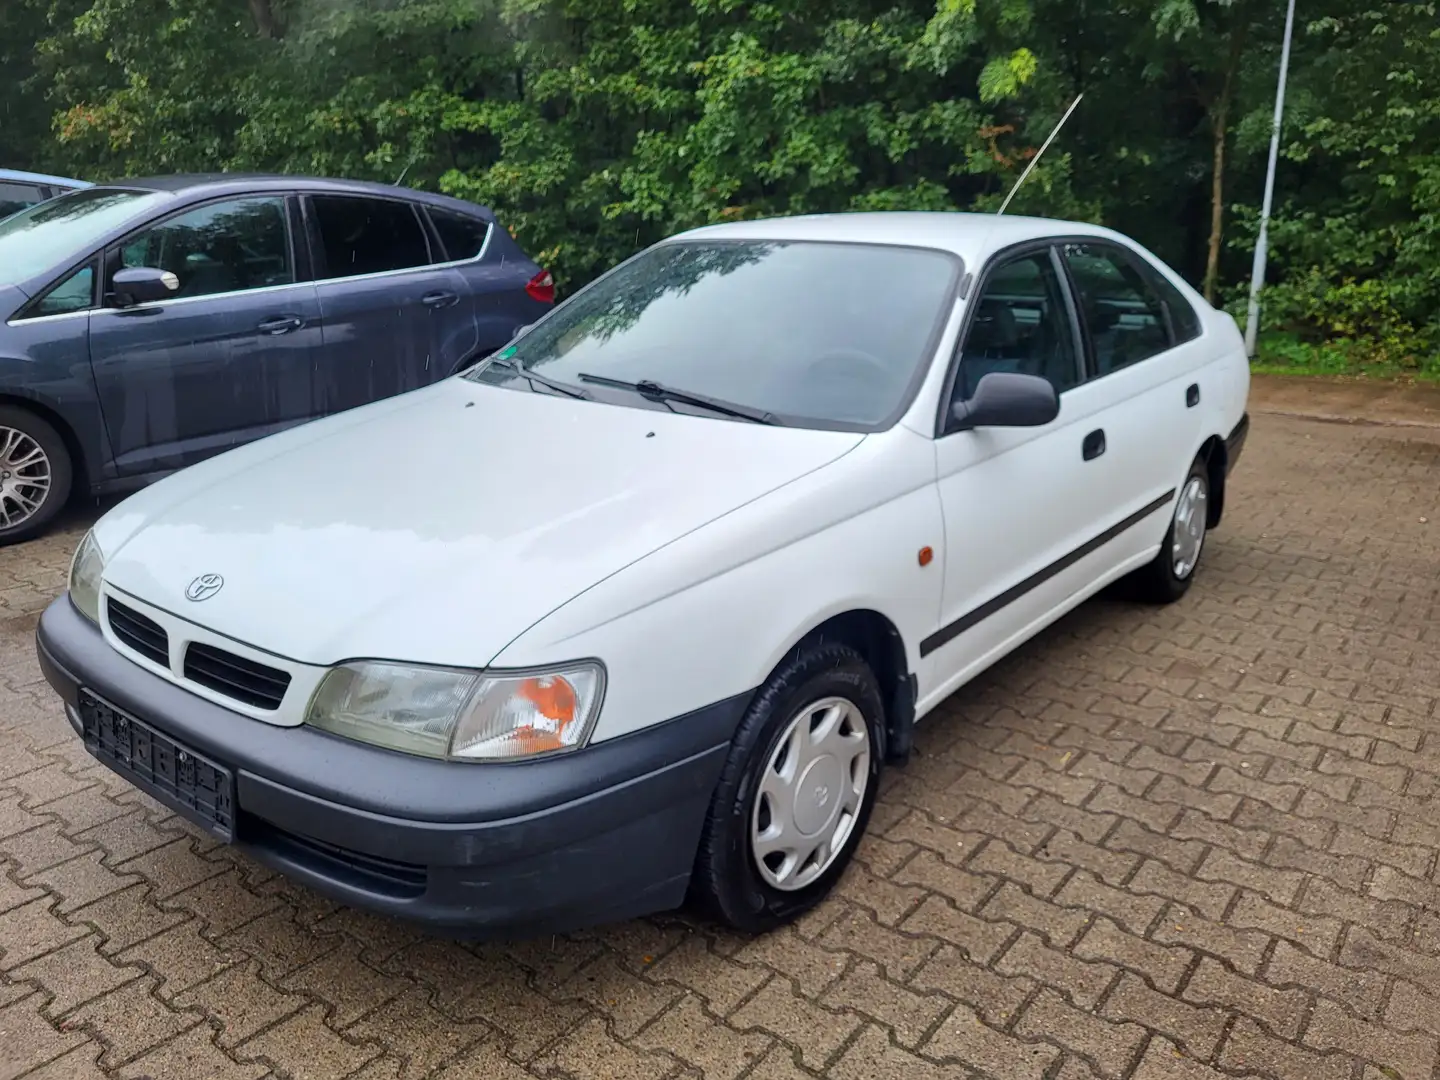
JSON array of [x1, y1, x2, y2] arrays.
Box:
[[310, 196, 430, 279], [428, 209, 489, 263], [1061, 242, 1173, 376]]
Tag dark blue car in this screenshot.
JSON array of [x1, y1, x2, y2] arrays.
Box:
[[0, 174, 553, 543]]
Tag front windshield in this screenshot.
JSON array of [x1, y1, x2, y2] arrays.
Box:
[[0, 187, 170, 288], [469, 239, 960, 429]]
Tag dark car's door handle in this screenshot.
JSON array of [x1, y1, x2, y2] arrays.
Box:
[[422, 291, 460, 309], [1082, 429, 1106, 461], [257, 315, 305, 335], [1186, 383, 1201, 408]]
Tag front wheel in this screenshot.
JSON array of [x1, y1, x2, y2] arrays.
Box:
[[0, 406, 73, 546], [690, 642, 886, 934], [1134, 454, 1209, 603]]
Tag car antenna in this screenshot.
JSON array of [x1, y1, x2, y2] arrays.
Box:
[[996, 92, 1083, 216]]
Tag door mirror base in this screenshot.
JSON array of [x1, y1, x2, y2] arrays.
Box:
[[951, 372, 1060, 432]]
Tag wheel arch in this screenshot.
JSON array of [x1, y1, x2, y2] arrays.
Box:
[[0, 391, 90, 494], [768, 608, 916, 765], [1198, 433, 1227, 528]]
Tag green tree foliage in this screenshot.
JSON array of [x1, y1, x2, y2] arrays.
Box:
[[2, 0, 1436, 370]]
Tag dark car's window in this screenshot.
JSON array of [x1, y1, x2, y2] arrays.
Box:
[[114, 196, 293, 301], [468, 239, 960, 430], [0, 187, 169, 288], [429, 209, 489, 262], [311, 196, 429, 279], [1062, 242, 1172, 375], [956, 251, 1081, 401], [30, 264, 95, 317]]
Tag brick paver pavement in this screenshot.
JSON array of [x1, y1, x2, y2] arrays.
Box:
[[2, 409, 1439, 1079]]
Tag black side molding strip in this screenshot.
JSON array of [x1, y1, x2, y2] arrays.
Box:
[[919, 489, 1177, 658], [1224, 412, 1249, 474]]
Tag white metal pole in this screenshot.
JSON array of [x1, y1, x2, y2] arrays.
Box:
[[1243, 0, 1298, 357]]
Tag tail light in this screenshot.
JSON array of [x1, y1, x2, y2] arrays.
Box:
[[525, 270, 555, 304]]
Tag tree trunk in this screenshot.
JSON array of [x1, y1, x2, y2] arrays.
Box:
[[247, 0, 280, 39], [1203, 24, 1248, 304]]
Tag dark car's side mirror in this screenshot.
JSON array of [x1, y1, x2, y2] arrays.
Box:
[[951, 372, 1060, 432], [111, 266, 180, 307]]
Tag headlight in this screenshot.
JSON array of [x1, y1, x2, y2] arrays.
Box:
[[304, 660, 605, 762], [69, 531, 105, 624]]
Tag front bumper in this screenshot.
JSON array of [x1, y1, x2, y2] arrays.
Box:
[[36, 596, 744, 936]]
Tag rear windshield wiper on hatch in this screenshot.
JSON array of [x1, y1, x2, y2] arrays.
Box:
[[487, 356, 591, 400], [576, 373, 778, 425]]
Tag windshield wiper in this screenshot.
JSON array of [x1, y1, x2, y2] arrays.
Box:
[[576, 373, 778, 425], [486, 356, 591, 400]]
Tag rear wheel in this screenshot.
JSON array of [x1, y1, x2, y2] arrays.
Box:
[[0, 406, 72, 546], [1134, 454, 1208, 603], [690, 642, 885, 933]]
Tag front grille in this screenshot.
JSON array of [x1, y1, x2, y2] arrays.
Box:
[[241, 814, 427, 898], [107, 599, 169, 666], [183, 642, 291, 710]]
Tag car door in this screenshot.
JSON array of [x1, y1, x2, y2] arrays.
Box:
[[924, 245, 1100, 697], [87, 194, 324, 476], [1057, 240, 1208, 567], [305, 193, 474, 414], [422, 206, 494, 374]]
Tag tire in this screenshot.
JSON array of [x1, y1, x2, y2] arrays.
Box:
[[691, 641, 886, 934], [0, 406, 72, 547], [1134, 453, 1209, 604]]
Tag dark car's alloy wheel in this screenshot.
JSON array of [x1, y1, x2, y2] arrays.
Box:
[[0, 407, 72, 545]]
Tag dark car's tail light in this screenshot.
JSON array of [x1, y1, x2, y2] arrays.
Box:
[[525, 270, 555, 304]]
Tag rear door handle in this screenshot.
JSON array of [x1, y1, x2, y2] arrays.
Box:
[[1186, 383, 1200, 408], [422, 291, 460, 309], [257, 315, 305, 335], [1082, 429, 1106, 461]]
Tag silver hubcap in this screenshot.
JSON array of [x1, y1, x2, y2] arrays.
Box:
[[1171, 474, 1208, 579], [751, 696, 870, 892], [0, 427, 51, 530]]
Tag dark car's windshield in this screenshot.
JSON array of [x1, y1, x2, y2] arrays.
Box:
[[0, 187, 170, 288], [467, 238, 960, 429]]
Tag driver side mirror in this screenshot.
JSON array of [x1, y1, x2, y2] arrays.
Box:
[[111, 266, 180, 308], [951, 372, 1059, 432]]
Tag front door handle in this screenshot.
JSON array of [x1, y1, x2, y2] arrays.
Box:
[[1186, 383, 1200, 408], [422, 291, 460, 309], [257, 315, 305, 335], [1082, 429, 1106, 461]]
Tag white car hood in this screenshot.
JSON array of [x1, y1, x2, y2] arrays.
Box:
[[100, 379, 863, 666]]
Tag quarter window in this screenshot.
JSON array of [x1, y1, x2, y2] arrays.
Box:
[[311, 196, 429, 279], [114, 197, 293, 301], [32, 264, 95, 317], [955, 251, 1081, 402], [1141, 262, 1202, 344], [1062, 242, 1171, 375], [428, 209, 489, 262]]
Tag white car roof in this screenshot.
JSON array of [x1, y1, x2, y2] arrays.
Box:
[[675, 211, 1126, 267]]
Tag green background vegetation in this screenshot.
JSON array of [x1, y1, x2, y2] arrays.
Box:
[[2, 0, 1436, 375]]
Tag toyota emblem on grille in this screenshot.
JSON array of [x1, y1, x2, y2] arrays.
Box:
[[185, 573, 224, 602]]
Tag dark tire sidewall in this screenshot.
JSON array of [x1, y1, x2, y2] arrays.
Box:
[[696, 645, 886, 933], [0, 406, 72, 545]]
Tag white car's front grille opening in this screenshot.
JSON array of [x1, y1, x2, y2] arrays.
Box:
[[182, 641, 291, 710]]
